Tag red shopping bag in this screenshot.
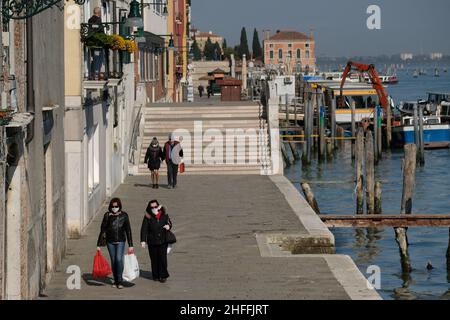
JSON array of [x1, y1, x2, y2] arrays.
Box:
[[179, 162, 185, 174], [92, 251, 112, 278]]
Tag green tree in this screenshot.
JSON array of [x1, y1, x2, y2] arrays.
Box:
[[238, 27, 250, 59], [252, 28, 263, 60], [223, 38, 227, 49], [191, 39, 202, 61], [204, 37, 215, 61], [223, 47, 235, 61], [214, 42, 222, 60]]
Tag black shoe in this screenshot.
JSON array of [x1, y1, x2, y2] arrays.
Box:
[[156, 184, 159, 189], [159, 278, 167, 283], [152, 277, 159, 281], [152, 184, 156, 189]]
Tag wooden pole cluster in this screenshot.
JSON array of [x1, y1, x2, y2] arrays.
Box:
[[355, 128, 382, 215], [281, 140, 293, 167], [395, 144, 417, 274], [318, 103, 326, 161]]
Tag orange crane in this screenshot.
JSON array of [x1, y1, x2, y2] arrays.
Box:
[[340, 61, 389, 111]]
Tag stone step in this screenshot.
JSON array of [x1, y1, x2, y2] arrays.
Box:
[[145, 113, 261, 119], [136, 169, 265, 176], [145, 106, 261, 112], [145, 119, 262, 125]]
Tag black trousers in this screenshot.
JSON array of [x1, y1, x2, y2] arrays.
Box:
[[148, 244, 169, 279], [167, 160, 179, 187]]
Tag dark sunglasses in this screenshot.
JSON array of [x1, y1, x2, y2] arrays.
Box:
[[151, 206, 158, 209], [112, 205, 119, 208]]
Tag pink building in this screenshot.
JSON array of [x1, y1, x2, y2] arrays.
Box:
[[264, 30, 316, 73]]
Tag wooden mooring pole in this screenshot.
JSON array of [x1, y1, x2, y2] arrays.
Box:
[[331, 98, 337, 150], [281, 140, 293, 167], [395, 144, 417, 274], [356, 128, 364, 215], [376, 106, 383, 161], [319, 104, 326, 161], [301, 182, 320, 214], [374, 106, 379, 164], [386, 99, 392, 149], [447, 228, 450, 271], [351, 101, 356, 160], [418, 105, 425, 166], [365, 130, 375, 214], [375, 181, 382, 215]]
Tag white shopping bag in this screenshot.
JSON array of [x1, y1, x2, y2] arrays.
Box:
[[122, 254, 140, 282], [167, 244, 173, 254]]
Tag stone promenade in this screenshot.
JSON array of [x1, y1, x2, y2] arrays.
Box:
[[42, 175, 380, 300]]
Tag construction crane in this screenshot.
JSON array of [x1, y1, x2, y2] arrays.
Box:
[[340, 61, 389, 111]]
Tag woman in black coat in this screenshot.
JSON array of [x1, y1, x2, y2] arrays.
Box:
[[97, 198, 134, 289], [140, 200, 172, 283], [144, 137, 165, 189]]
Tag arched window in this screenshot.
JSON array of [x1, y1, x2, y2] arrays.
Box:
[[305, 50, 310, 59], [278, 49, 283, 60], [297, 49, 301, 60]]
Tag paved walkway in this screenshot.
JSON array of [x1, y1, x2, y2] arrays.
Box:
[[42, 175, 376, 300]]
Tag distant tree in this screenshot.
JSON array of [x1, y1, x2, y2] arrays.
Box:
[[252, 28, 263, 60], [223, 47, 236, 61], [238, 27, 250, 59], [213, 42, 222, 61], [204, 37, 215, 60], [191, 39, 202, 61], [223, 38, 227, 49]]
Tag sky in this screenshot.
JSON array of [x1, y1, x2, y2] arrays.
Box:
[[191, 0, 450, 57]]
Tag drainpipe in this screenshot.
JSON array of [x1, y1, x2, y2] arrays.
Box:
[[25, 17, 34, 144]]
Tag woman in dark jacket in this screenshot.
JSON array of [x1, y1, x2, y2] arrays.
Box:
[[140, 200, 172, 283], [97, 198, 134, 289], [144, 137, 165, 189]]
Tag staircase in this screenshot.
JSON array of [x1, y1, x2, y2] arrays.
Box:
[[138, 102, 272, 175]]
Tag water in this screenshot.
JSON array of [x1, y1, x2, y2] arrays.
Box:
[[285, 63, 450, 300]]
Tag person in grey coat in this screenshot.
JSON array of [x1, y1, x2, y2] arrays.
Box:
[[163, 133, 183, 189]]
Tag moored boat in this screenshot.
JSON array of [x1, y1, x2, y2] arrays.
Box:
[[392, 115, 450, 149]]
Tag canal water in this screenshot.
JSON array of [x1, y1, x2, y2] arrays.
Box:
[[285, 63, 450, 300]]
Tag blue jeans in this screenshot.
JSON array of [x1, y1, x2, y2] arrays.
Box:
[[107, 242, 125, 284], [90, 48, 104, 79]]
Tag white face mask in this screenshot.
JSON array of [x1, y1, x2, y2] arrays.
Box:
[[112, 207, 120, 213], [152, 205, 162, 215]]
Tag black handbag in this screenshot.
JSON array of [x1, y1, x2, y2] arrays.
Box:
[[166, 230, 177, 244]]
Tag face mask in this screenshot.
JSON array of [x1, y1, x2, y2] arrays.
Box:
[[112, 207, 120, 213], [152, 205, 162, 215]]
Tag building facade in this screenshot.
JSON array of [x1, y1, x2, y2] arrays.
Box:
[[192, 30, 224, 52], [64, 0, 138, 239], [1, 6, 66, 299], [263, 30, 316, 74]]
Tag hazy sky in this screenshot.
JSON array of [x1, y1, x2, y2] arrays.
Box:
[[191, 0, 450, 57]]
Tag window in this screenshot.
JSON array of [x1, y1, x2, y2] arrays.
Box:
[[269, 44, 274, 48], [297, 49, 301, 59], [155, 0, 162, 14], [88, 125, 100, 195], [288, 51, 292, 59], [305, 50, 310, 59], [288, 43, 292, 48], [269, 51, 274, 60], [278, 49, 283, 59], [305, 43, 310, 48]]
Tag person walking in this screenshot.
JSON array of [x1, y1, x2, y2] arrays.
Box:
[[96, 198, 134, 289], [198, 85, 204, 98], [164, 133, 183, 189], [144, 137, 165, 189], [207, 85, 213, 98], [140, 200, 173, 283]]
